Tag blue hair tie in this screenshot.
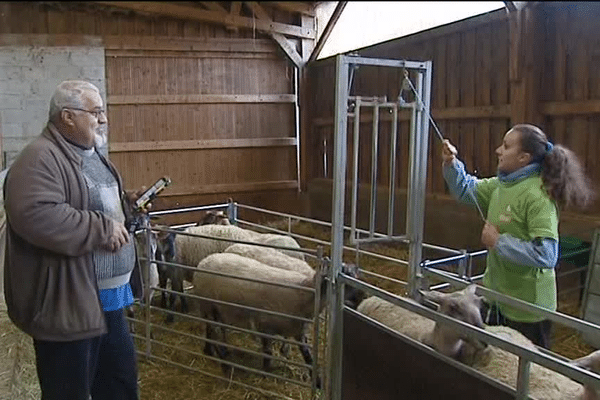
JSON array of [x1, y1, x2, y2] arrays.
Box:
[[546, 141, 554, 153]]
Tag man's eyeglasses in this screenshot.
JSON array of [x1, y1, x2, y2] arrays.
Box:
[[63, 107, 106, 119]]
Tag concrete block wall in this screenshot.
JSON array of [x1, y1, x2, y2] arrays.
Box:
[[0, 46, 107, 169]]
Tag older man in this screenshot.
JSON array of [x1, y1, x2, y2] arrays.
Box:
[[3, 80, 142, 400]]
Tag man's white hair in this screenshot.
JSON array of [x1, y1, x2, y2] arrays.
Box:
[[48, 80, 101, 122]]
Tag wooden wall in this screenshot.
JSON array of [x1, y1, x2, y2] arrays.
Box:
[[305, 3, 600, 219], [0, 2, 303, 225]]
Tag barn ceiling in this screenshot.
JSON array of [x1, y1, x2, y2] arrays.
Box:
[[88, 1, 341, 67]]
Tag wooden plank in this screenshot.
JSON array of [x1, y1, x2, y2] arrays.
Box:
[[272, 2, 315, 17], [109, 138, 297, 153], [93, 2, 316, 39], [155, 180, 299, 197], [541, 100, 600, 116], [0, 33, 102, 46], [312, 105, 511, 127], [105, 50, 277, 60], [108, 94, 296, 105], [201, 2, 226, 13], [103, 35, 276, 52]]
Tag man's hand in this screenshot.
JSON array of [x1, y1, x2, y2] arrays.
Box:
[[104, 221, 130, 252], [442, 139, 458, 166], [125, 186, 153, 213], [481, 222, 500, 249]]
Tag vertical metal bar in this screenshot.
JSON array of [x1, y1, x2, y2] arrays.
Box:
[[387, 104, 398, 236], [327, 54, 349, 400], [350, 98, 362, 243], [143, 219, 153, 358], [228, 200, 238, 225], [369, 104, 380, 238], [311, 246, 325, 396], [406, 79, 422, 299], [516, 358, 531, 400], [294, 66, 301, 192], [407, 62, 432, 299], [458, 249, 468, 279]]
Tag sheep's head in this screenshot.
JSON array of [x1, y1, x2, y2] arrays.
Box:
[[571, 350, 600, 400], [199, 210, 230, 226], [341, 263, 365, 309], [420, 284, 489, 362]]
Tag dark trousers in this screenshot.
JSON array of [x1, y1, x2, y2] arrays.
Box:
[[33, 308, 138, 400], [481, 302, 553, 349]]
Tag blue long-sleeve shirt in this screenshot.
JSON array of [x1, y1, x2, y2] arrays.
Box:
[[443, 158, 558, 269]]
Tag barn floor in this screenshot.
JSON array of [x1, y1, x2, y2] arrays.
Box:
[[0, 221, 597, 399]]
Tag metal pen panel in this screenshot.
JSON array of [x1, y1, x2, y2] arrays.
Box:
[[327, 54, 349, 400]]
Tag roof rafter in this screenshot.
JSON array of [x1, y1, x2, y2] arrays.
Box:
[[93, 1, 316, 39], [246, 1, 304, 67]]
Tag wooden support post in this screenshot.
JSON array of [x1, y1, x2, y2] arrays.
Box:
[[508, 4, 544, 126]]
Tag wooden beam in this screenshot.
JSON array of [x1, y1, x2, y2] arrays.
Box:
[[541, 100, 600, 116], [271, 2, 315, 17], [308, 1, 347, 62], [226, 1, 242, 31], [93, 2, 315, 39], [246, 1, 304, 67], [503, 1, 517, 12], [157, 180, 299, 196], [107, 94, 296, 105], [200, 2, 227, 13], [103, 36, 276, 53], [301, 14, 315, 62], [312, 104, 512, 126], [109, 138, 297, 153]]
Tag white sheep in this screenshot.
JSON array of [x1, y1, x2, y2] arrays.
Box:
[[357, 285, 600, 399], [251, 233, 305, 261], [357, 284, 488, 363], [572, 350, 600, 400], [192, 252, 321, 374], [224, 243, 314, 276], [467, 325, 598, 400], [191, 252, 363, 382]]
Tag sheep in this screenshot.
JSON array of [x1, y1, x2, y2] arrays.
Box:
[[154, 224, 260, 322], [572, 350, 600, 400], [224, 243, 314, 276], [356, 284, 488, 363], [191, 253, 363, 382], [252, 233, 305, 261], [358, 285, 600, 399], [198, 210, 230, 226]]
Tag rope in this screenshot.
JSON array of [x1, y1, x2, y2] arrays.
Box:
[[401, 70, 487, 223]]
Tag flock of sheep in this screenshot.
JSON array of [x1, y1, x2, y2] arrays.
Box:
[[134, 210, 600, 398], [133, 210, 362, 383]]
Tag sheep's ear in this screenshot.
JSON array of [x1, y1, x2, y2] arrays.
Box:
[[572, 350, 600, 372], [465, 284, 478, 296]]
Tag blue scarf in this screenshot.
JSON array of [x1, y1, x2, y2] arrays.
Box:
[[497, 163, 541, 183]]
